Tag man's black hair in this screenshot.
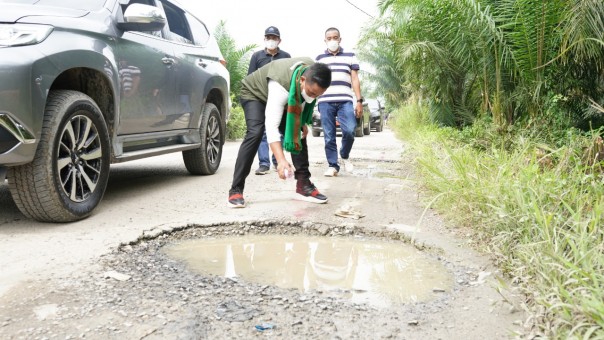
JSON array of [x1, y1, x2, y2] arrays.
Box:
[[325, 27, 340, 36], [303, 63, 331, 89]]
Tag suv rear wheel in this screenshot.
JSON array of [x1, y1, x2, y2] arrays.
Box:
[[8, 90, 110, 222], [363, 119, 371, 135], [183, 103, 223, 175], [375, 118, 384, 132]]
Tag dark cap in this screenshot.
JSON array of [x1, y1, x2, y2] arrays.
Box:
[[264, 26, 280, 37]]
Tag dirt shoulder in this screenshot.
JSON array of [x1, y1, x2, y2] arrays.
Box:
[[0, 130, 525, 339]]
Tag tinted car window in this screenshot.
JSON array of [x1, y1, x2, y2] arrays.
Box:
[[185, 13, 210, 47], [160, 0, 193, 44]]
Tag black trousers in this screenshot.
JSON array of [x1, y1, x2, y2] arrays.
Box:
[[230, 99, 311, 194]]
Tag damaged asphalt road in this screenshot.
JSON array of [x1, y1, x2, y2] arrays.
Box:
[[0, 130, 525, 339]]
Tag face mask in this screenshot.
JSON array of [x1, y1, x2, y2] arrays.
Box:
[[265, 39, 278, 50], [326, 40, 339, 52], [301, 88, 315, 103]]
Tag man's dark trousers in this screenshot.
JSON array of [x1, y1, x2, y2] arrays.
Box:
[[230, 99, 311, 194]]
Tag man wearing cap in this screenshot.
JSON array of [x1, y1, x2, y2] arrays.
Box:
[[248, 26, 291, 175]]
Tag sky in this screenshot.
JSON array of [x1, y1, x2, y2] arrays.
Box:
[[179, 0, 379, 60]]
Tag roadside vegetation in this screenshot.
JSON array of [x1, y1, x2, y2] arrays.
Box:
[[359, 0, 604, 337], [213, 21, 255, 140], [390, 106, 604, 338]]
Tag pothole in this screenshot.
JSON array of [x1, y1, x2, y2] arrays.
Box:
[[0, 220, 474, 339], [125, 220, 459, 310], [163, 234, 453, 308]]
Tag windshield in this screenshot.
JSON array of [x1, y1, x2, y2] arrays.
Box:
[[367, 99, 380, 111]]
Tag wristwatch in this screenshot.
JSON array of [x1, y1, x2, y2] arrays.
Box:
[[357, 98, 364, 103]]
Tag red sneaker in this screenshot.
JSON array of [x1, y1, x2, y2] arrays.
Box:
[[295, 182, 328, 204], [227, 192, 245, 208]]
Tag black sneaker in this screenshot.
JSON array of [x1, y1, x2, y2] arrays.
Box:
[[295, 182, 328, 204], [255, 165, 271, 175], [227, 192, 245, 208]]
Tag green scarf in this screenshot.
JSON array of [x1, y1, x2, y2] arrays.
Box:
[[282, 65, 315, 154]]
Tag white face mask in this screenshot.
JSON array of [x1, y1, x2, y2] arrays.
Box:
[[326, 40, 339, 52], [265, 39, 278, 50], [301, 88, 315, 103]]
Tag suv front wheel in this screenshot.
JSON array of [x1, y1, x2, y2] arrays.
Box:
[[183, 103, 223, 175], [8, 90, 110, 222]]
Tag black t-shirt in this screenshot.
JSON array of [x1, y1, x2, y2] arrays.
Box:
[[247, 48, 291, 75]]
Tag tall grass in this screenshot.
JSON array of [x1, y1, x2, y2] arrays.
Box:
[[391, 105, 604, 338]]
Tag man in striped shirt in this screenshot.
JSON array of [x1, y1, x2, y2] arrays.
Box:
[[315, 27, 363, 177]]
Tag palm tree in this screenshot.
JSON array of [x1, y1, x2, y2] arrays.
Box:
[[213, 21, 257, 103], [362, 0, 604, 129], [358, 16, 410, 107], [556, 0, 604, 123]]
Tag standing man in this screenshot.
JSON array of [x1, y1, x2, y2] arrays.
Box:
[[227, 58, 332, 208], [249, 26, 291, 175], [315, 27, 363, 177]]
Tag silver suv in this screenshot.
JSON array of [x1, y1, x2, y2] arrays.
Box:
[[0, 0, 230, 222]]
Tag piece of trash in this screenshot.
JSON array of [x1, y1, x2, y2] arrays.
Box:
[[469, 271, 491, 286], [408, 320, 419, 326], [334, 205, 365, 219], [255, 322, 275, 331], [103, 270, 131, 281]]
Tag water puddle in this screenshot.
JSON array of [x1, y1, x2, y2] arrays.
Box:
[[353, 164, 405, 180], [164, 234, 452, 307]]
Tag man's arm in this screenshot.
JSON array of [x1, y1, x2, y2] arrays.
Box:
[[351, 69, 362, 118], [265, 80, 294, 178]]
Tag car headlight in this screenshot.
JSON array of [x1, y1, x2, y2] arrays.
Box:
[[0, 24, 53, 47]]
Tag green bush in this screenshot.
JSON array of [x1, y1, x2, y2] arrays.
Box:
[[392, 104, 604, 338], [226, 104, 246, 140]]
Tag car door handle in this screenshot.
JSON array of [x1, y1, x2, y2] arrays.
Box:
[[197, 58, 207, 68], [162, 57, 175, 65]]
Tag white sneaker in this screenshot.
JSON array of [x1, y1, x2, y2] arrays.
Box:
[[324, 167, 339, 177], [342, 158, 354, 173]]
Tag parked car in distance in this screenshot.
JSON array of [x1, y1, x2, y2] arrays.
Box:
[[311, 103, 370, 137], [367, 99, 385, 132], [0, 0, 230, 222]]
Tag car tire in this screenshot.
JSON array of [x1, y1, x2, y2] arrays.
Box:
[[183, 103, 223, 175], [312, 130, 321, 137], [363, 120, 371, 135], [8, 90, 110, 222], [376, 120, 383, 132]]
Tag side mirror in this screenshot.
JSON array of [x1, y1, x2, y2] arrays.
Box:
[[117, 4, 166, 32]]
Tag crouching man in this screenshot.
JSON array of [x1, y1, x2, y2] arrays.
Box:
[[228, 57, 332, 208]]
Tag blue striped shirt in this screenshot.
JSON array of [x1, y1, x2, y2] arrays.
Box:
[[315, 48, 360, 103]]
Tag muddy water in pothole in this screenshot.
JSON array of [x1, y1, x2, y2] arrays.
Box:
[[164, 234, 453, 307]]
